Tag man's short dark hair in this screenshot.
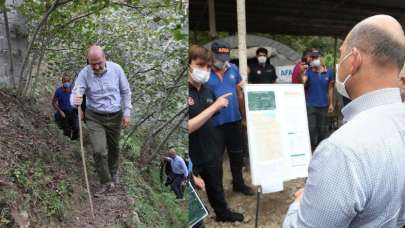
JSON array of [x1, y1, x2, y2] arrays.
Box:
[[61, 72, 71, 82], [302, 48, 314, 58], [256, 47, 268, 56], [346, 23, 405, 70], [189, 45, 212, 65]]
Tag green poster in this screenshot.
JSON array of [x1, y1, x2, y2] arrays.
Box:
[[247, 91, 276, 111], [187, 182, 208, 227]]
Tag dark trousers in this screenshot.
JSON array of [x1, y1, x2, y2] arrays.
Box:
[[307, 107, 329, 151], [86, 110, 122, 184], [219, 121, 245, 188], [241, 126, 249, 159], [195, 162, 228, 216], [171, 173, 185, 199], [60, 110, 79, 140]]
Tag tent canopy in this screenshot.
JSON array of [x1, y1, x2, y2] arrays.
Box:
[[190, 0, 405, 37], [204, 35, 301, 66]]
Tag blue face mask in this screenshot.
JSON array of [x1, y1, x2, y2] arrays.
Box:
[[63, 82, 71, 89]]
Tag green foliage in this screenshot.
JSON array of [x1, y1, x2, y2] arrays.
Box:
[[121, 160, 187, 227], [9, 0, 188, 225], [9, 160, 73, 220], [122, 136, 142, 162], [264, 34, 342, 69], [189, 30, 230, 45], [0, 190, 17, 226], [17, 0, 188, 150], [0, 205, 12, 225]]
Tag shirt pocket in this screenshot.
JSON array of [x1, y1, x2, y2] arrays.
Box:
[[103, 79, 118, 93]]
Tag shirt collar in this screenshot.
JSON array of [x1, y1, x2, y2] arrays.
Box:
[[309, 66, 327, 73], [188, 81, 204, 91], [342, 88, 401, 123], [213, 62, 231, 75]]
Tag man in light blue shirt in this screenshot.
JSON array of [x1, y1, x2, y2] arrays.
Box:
[[283, 15, 405, 227], [164, 148, 188, 199], [71, 45, 132, 195]]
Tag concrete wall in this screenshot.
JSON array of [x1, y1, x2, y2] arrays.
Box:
[[0, 0, 27, 85]]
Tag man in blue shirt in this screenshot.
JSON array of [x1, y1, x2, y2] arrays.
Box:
[[207, 41, 253, 195], [302, 51, 334, 150], [52, 73, 78, 140], [283, 14, 405, 227], [71, 45, 132, 195], [164, 148, 188, 200]]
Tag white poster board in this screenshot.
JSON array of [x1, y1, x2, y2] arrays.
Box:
[[275, 65, 295, 83], [244, 84, 311, 193]]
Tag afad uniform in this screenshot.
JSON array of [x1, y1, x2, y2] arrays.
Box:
[[305, 67, 334, 108], [188, 83, 229, 215], [207, 63, 246, 188], [207, 63, 242, 126], [248, 61, 277, 84], [188, 84, 223, 166]]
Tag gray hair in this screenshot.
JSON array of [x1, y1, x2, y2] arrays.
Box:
[[346, 23, 405, 70]]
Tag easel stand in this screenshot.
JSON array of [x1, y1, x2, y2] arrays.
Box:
[[255, 185, 262, 228]]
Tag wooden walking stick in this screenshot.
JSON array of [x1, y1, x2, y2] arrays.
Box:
[[76, 90, 95, 220]]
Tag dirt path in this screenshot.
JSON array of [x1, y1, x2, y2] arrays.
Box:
[[0, 91, 134, 227], [199, 158, 305, 228], [61, 130, 135, 228], [62, 181, 134, 228]]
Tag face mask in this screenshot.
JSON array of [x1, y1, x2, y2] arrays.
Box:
[[257, 56, 267, 64], [191, 67, 210, 84], [335, 51, 353, 98], [310, 59, 321, 67], [63, 82, 71, 89], [214, 60, 226, 69]]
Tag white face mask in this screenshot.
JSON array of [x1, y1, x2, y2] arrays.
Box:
[[310, 59, 321, 67], [191, 67, 210, 84], [335, 51, 353, 98], [257, 56, 267, 64]]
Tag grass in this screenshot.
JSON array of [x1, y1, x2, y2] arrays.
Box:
[[0, 117, 80, 226], [0, 88, 187, 227], [121, 159, 187, 228]]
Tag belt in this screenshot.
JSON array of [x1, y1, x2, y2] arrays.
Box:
[[89, 110, 121, 117]]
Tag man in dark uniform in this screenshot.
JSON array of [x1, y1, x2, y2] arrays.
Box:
[[248, 47, 277, 84], [188, 45, 244, 223]]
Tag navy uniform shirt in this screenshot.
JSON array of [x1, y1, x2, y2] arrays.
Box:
[[54, 87, 73, 112], [207, 63, 242, 126], [248, 61, 277, 84], [188, 83, 223, 167], [305, 67, 334, 108]]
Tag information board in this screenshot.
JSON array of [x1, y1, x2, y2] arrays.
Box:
[[187, 182, 208, 227], [275, 65, 295, 83], [244, 84, 312, 193]]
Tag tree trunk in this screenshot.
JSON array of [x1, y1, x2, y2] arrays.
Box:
[[140, 110, 187, 172], [18, 0, 60, 95], [2, 4, 15, 87], [236, 0, 248, 81]]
